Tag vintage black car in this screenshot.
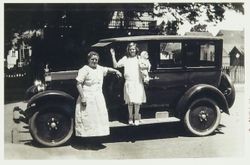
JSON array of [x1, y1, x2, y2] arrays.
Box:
[[13, 35, 235, 147]]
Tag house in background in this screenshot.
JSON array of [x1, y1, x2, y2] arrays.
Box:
[[229, 46, 244, 66], [108, 10, 157, 36], [216, 30, 244, 83], [216, 30, 244, 67]]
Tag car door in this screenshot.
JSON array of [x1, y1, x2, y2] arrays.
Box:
[[183, 40, 222, 87], [142, 40, 188, 108]]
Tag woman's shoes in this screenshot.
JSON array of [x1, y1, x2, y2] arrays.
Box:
[[128, 119, 133, 125], [128, 114, 141, 126], [128, 119, 140, 126], [134, 120, 139, 126]]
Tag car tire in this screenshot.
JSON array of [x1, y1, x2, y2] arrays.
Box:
[[184, 97, 221, 136], [29, 103, 74, 147]]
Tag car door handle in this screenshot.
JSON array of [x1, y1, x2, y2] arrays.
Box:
[[149, 76, 160, 80]]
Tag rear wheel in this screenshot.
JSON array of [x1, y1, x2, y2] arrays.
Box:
[[29, 104, 74, 147], [184, 98, 221, 136]]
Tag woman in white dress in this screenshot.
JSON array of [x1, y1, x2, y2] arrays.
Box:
[[110, 42, 146, 126], [75, 51, 122, 137]]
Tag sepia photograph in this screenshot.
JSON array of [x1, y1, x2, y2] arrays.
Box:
[[1, 0, 249, 162]]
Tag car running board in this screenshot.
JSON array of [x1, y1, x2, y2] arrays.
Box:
[[109, 117, 180, 127]]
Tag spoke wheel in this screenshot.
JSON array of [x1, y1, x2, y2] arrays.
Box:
[[184, 98, 221, 136], [29, 104, 73, 147]]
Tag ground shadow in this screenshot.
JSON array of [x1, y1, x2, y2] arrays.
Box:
[[20, 122, 226, 150], [71, 138, 107, 150], [214, 124, 226, 135], [71, 122, 187, 150]]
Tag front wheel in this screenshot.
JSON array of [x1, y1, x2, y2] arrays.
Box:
[[29, 104, 74, 147], [184, 98, 221, 136]]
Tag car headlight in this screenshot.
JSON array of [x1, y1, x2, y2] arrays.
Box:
[[34, 80, 45, 92]]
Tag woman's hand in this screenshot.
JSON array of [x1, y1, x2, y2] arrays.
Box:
[[81, 98, 87, 106], [110, 48, 115, 56], [115, 70, 122, 78]]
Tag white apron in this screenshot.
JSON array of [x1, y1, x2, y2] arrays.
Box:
[[75, 65, 110, 137]]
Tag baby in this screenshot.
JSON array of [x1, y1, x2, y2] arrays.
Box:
[[139, 51, 151, 84]]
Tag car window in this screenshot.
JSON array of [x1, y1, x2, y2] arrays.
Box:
[[185, 41, 216, 67], [200, 43, 215, 63], [159, 42, 182, 68]]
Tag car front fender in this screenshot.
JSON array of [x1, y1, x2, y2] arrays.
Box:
[[27, 90, 75, 108]]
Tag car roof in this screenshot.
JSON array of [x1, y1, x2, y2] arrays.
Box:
[[99, 35, 222, 42]]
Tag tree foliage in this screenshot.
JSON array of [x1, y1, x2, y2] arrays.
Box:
[[155, 3, 243, 23], [152, 3, 244, 34], [190, 24, 208, 32], [116, 3, 243, 34], [5, 3, 244, 38]]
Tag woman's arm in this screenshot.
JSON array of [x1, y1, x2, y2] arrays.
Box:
[[76, 81, 86, 106], [107, 67, 122, 77], [110, 48, 118, 68]]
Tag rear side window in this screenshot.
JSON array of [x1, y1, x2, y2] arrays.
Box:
[[200, 44, 215, 62], [185, 41, 216, 67], [159, 42, 182, 68]]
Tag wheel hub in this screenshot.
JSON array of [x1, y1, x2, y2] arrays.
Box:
[[198, 110, 208, 122], [47, 117, 59, 130], [50, 122, 57, 128]]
